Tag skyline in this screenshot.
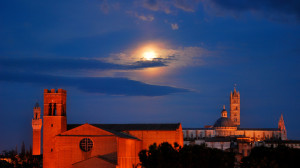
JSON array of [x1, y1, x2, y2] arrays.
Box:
[[0, 0, 300, 151]]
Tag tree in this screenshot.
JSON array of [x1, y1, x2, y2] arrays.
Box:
[[241, 145, 300, 168], [139, 142, 235, 168]]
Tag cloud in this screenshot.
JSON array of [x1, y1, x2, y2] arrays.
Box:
[[127, 11, 154, 21], [0, 72, 189, 96], [171, 23, 179, 30], [174, 0, 197, 12], [100, 0, 110, 14], [99, 0, 120, 14], [106, 46, 208, 68], [0, 57, 167, 73], [139, 0, 300, 22], [203, 0, 300, 22], [141, 0, 172, 14]]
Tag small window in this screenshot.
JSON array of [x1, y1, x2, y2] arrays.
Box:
[[80, 138, 93, 152]]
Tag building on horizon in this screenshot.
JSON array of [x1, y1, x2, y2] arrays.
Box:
[[32, 88, 183, 168], [182, 88, 288, 157]]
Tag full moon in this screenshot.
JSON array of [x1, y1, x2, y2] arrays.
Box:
[[143, 51, 156, 61]]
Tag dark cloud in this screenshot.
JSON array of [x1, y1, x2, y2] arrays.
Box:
[[0, 72, 189, 96], [207, 0, 300, 22], [0, 57, 167, 73]]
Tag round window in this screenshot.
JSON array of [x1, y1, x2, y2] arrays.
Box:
[[79, 138, 93, 152]]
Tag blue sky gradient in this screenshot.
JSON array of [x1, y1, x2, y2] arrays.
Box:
[[0, 0, 300, 151]]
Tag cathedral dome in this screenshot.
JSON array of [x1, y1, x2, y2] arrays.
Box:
[[213, 117, 236, 128], [213, 105, 236, 128]]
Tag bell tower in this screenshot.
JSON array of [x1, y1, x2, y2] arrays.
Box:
[[43, 89, 67, 168], [230, 87, 240, 127], [32, 102, 42, 155]]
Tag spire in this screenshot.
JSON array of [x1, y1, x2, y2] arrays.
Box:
[[35, 102, 39, 108], [278, 113, 285, 129], [278, 113, 287, 140], [221, 105, 227, 118]]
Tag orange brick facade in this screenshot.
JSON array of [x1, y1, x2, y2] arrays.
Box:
[[33, 89, 183, 168]]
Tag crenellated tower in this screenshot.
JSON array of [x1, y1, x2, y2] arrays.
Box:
[[230, 87, 240, 127], [32, 102, 42, 155], [43, 89, 67, 168], [278, 114, 287, 140]]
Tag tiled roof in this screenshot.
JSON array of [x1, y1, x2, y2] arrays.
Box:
[[66, 124, 139, 140], [92, 123, 181, 131], [66, 123, 181, 140], [68, 123, 181, 131], [238, 128, 279, 131], [183, 128, 213, 130]]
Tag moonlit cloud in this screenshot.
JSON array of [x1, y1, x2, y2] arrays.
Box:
[[105, 44, 208, 69], [171, 23, 179, 30], [140, 0, 198, 14], [0, 57, 166, 74], [174, 0, 197, 12], [127, 11, 155, 21]]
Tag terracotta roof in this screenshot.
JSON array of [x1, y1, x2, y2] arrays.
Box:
[[68, 123, 181, 131], [183, 128, 213, 130], [238, 128, 279, 131], [66, 124, 139, 140], [67, 123, 181, 140]]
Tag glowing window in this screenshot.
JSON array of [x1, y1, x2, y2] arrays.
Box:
[[79, 138, 93, 152]]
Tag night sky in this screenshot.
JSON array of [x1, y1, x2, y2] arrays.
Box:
[[1, 0, 300, 152]]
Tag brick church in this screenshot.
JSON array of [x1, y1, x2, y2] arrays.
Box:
[[32, 89, 183, 168]]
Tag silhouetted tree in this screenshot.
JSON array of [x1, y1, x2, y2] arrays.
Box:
[[20, 141, 25, 158], [241, 145, 300, 168], [139, 142, 235, 168]]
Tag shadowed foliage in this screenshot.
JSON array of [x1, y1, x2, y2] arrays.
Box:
[[241, 145, 300, 168], [139, 142, 235, 168]]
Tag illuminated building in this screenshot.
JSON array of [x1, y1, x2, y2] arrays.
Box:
[[33, 89, 183, 168], [183, 88, 287, 154], [32, 102, 42, 156]]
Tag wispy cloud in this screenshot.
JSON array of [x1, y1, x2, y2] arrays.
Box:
[[105, 45, 208, 68], [171, 23, 179, 30], [202, 0, 300, 22], [0, 72, 189, 96], [141, 0, 199, 13], [174, 0, 197, 12], [127, 11, 155, 21], [0, 57, 166, 74], [99, 0, 120, 14]]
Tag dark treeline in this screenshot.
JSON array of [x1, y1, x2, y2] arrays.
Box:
[[241, 145, 300, 168], [0, 141, 40, 168], [138, 142, 235, 168]]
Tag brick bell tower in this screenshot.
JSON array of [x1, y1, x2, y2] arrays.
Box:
[[32, 102, 42, 155], [43, 89, 67, 168], [230, 87, 240, 127]]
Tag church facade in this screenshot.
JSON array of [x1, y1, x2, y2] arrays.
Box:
[[183, 88, 287, 145], [32, 89, 183, 168]]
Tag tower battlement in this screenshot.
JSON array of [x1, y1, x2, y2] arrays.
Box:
[[44, 88, 67, 94]]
